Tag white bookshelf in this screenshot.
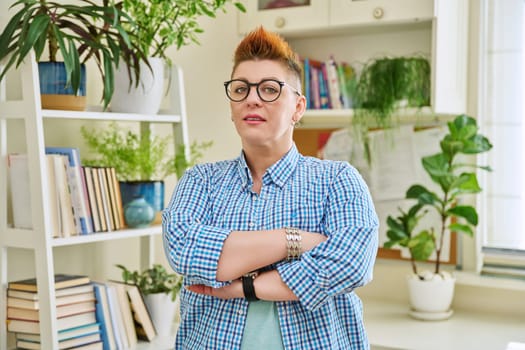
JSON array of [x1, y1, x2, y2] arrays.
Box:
[[0, 53, 189, 350]]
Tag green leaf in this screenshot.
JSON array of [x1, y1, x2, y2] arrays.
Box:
[[447, 205, 478, 225], [17, 14, 49, 66], [449, 223, 474, 236], [408, 231, 435, 261], [0, 7, 26, 60]]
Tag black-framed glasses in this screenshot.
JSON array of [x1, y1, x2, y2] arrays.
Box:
[[224, 79, 301, 102]]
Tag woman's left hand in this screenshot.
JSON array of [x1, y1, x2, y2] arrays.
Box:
[[186, 279, 243, 299]]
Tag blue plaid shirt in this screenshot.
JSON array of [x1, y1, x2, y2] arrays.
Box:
[[162, 144, 379, 349]]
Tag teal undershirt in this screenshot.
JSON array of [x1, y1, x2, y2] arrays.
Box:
[[240, 301, 285, 350]]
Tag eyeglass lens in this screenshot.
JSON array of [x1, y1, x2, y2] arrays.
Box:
[[226, 79, 283, 102]]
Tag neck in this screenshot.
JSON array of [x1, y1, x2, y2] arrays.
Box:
[[243, 142, 292, 180]]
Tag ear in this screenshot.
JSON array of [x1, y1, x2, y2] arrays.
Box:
[[292, 94, 307, 124]]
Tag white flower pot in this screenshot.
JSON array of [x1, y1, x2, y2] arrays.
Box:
[[111, 57, 165, 114], [407, 273, 455, 321], [144, 293, 180, 337]]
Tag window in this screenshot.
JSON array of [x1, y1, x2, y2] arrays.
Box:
[[479, 0, 525, 275]]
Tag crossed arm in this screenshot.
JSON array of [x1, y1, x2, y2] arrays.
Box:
[[186, 229, 327, 300]]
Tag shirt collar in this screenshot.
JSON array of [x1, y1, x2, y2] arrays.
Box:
[[236, 144, 300, 190]]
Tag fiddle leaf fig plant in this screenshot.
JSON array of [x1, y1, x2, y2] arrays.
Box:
[[384, 115, 492, 277], [117, 264, 183, 301]]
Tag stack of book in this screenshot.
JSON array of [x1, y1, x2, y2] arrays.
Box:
[[6, 274, 102, 349], [8, 147, 125, 237]]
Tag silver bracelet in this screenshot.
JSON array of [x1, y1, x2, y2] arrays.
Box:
[[285, 227, 302, 261]]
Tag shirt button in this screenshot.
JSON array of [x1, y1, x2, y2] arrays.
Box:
[[237, 309, 244, 315], [248, 222, 255, 227]]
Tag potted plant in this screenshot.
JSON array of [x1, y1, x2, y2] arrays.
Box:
[[110, 0, 246, 114], [383, 114, 492, 320], [0, 0, 147, 110], [352, 56, 431, 162], [80, 122, 212, 221], [117, 263, 183, 336]]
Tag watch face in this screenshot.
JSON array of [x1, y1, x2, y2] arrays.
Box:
[[259, 0, 310, 11]]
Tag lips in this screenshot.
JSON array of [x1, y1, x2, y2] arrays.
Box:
[[243, 114, 266, 122]]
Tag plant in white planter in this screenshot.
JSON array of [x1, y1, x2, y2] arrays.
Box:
[[110, 0, 246, 114], [117, 264, 183, 336], [384, 114, 492, 320]]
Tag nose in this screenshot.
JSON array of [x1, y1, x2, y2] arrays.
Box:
[[245, 85, 262, 104]]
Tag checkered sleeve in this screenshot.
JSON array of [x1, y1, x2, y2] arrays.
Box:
[[162, 165, 230, 288], [278, 164, 379, 311]]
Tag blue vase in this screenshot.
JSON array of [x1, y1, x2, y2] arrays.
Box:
[[119, 181, 164, 212], [124, 197, 155, 228]]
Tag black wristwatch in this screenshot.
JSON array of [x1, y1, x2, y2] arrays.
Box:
[[242, 271, 259, 302]]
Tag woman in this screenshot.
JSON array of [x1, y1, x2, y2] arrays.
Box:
[[162, 27, 379, 349]]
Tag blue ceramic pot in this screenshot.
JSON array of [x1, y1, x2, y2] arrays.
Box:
[[119, 181, 164, 212], [38, 62, 86, 96], [124, 197, 155, 228]]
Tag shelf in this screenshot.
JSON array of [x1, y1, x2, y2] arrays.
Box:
[[299, 106, 448, 129], [51, 226, 162, 247], [1, 226, 162, 249], [42, 108, 182, 123]]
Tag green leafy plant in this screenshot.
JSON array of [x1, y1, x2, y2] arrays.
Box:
[[117, 263, 182, 301], [80, 122, 212, 181], [122, 0, 245, 66], [351, 56, 431, 162], [384, 115, 492, 277], [0, 0, 147, 108], [354, 56, 431, 129]]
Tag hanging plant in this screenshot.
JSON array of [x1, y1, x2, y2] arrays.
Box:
[[353, 56, 431, 129], [351, 55, 431, 162]]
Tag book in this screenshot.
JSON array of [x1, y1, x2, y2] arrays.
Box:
[[93, 282, 117, 350], [89, 167, 108, 232], [120, 283, 157, 341], [104, 283, 127, 349], [7, 310, 97, 334], [325, 56, 343, 109], [96, 167, 113, 231], [8, 274, 91, 292], [46, 147, 93, 234], [103, 167, 120, 230], [51, 154, 77, 237], [8, 283, 94, 301], [106, 167, 124, 230], [16, 322, 100, 343], [8, 300, 96, 321], [302, 58, 311, 108], [16, 333, 101, 350], [106, 281, 138, 347], [83, 166, 102, 232], [7, 291, 96, 310]]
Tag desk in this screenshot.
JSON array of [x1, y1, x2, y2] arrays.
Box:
[[364, 299, 525, 350]]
